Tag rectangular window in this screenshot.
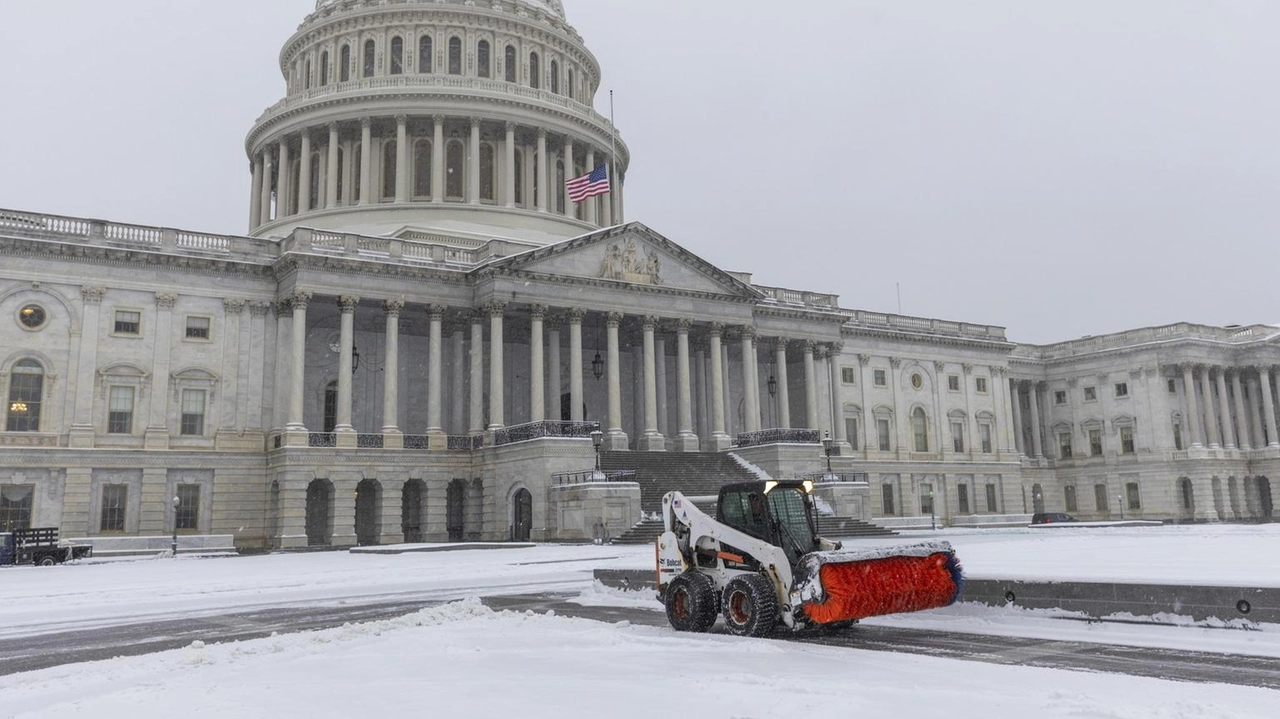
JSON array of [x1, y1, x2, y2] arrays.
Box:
[[1120, 426, 1135, 454], [101, 485, 127, 532], [114, 310, 141, 335], [958, 484, 970, 514], [919, 484, 934, 515], [1173, 424, 1184, 451], [951, 421, 965, 452], [975, 377, 988, 394], [6, 367, 43, 432], [0, 485, 34, 532], [1114, 383, 1129, 398], [948, 375, 960, 392], [1095, 484, 1109, 512], [980, 424, 992, 453], [845, 418, 859, 451], [877, 419, 891, 452], [1089, 429, 1103, 456], [1126, 482, 1141, 510], [1064, 485, 1078, 513], [1168, 379, 1177, 394], [1054, 390, 1067, 405], [1083, 386, 1097, 402], [1059, 432, 1073, 459], [985, 483, 998, 513], [108, 386, 135, 434], [175, 484, 200, 531], [181, 390, 206, 436], [185, 316, 210, 340], [873, 369, 887, 387], [880, 483, 895, 516], [841, 367, 856, 385]]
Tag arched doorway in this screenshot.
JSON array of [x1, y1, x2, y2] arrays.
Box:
[[1228, 477, 1242, 521], [355, 479, 382, 546], [306, 479, 333, 546], [402, 479, 425, 544], [267, 481, 280, 550], [511, 487, 533, 542], [1031, 483, 1045, 514], [1211, 477, 1225, 521], [1178, 478, 1195, 520], [1259, 477, 1274, 520], [447, 479, 467, 541]]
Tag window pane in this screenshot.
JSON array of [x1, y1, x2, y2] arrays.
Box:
[[101, 485, 127, 532], [1065, 485, 1078, 512], [1095, 484, 1109, 512], [176, 485, 200, 531], [449, 38, 462, 75], [341, 45, 351, 82], [446, 142, 464, 199], [477, 41, 490, 78], [845, 419, 858, 451], [958, 484, 969, 514], [1127, 482, 1141, 509], [109, 387, 135, 434], [6, 364, 43, 432], [382, 140, 397, 199], [390, 37, 403, 75], [0, 485, 33, 532], [115, 311, 140, 334], [505, 45, 517, 82], [881, 484, 895, 515], [181, 390, 206, 436], [951, 422, 964, 452], [414, 140, 432, 197], [480, 143, 495, 201], [877, 419, 890, 451], [529, 52, 539, 88], [186, 317, 210, 339], [419, 36, 432, 73], [363, 40, 375, 77], [985, 484, 998, 512], [980, 424, 992, 453]]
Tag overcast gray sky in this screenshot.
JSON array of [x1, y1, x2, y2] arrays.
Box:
[[1, 1, 1276, 344]]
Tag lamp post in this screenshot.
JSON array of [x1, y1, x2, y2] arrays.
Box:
[[821, 433, 833, 476], [170, 495, 180, 557], [591, 429, 604, 474], [1118, 493, 1125, 521]]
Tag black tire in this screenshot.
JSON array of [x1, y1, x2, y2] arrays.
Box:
[[37, 556, 57, 567], [820, 619, 859, 633], [665, 571, 719, 633], [721, 574, 778, 638]]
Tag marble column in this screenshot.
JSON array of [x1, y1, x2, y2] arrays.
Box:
[[655, 335, 668, 437], [639, 316, 664, 451], [260, 150, 275, 226], [530, 305, 546, 423], [451, 326, 465, 435], [299, 131, 312, 213], [568, 309, 585, 423], [278, 140, 291, 217], [326, 123, 340, 208], [487, 302, 506, 430], [249, 157, 263, 232], [1259, 366, 1279, 448], [1231, 369, 1251, 451], [1010, 380, 1025, 454], [804, 340, 820, 431], [562, 138, 575, 217], [536, 129, 548, 212], [426, 305, 446, 446], [707, 323, 730, 451], [431, 116, 445, 204], [774, 339, 791, 429], [1027, 381, 1044, 458], [469, 313, 484, 434], [1215, 367, 1236, 450], [246, 302, 270, 432], [996, 369, 1016, 454], [741, 328, 760, 433], [147, 293, 179, 448], [829, 343, 848, 450], [469, 118, 481, 206], [286, 291, 311, 433], [382, 301, 405, 444], [694, 342, 709, 443], [601, 163, 614, 226], [504, 122, 517, 209], [358, 118, 372, 205], [395, 115, 409, 203], [1248, 376, 1266, 449], [605, 312, 627, 449], [217, 299, 245, 435], [584, 148, 597, 225], [1199, 365, 1220, 448], [674, 320, 698, 451], [1180, 363, 1203, 448], [546, 317, 562, 421], [335, 296, 359, 446]]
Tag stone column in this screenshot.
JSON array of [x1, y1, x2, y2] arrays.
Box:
[[655, 335, 668, 436], [145, 293, 179, 448], [67, 287, 105, 446], [1215, 367, 1236, 450], [1230, 370, 1250, 450], [694, 342, 709, 442], [804, 340, 820, 431], [326, 123, 340, 208], [605, 312, 627, 449], [816, 346, 832, 438], [426, 305, 446, 447], [250, 157, 263, 232], [546, 316, 562, 421], [278, 140, 291, 217], [217, 298, 245, 435], [260, 150, 275, 226], [568, 309, 585, 423], [247, 302, 270, 432], [536, 129, 548, 212], [674, 320, 698, 451], [451, 326, 466, 435], [395, 115, 409, 203], [995, 369, 1015, 454], [639, 316, 665, 451], [469, 314, 484, 434], [1259, 366, 1279, 448], [359, 118, 372, 205], [335, 296, 359, 446], [271, 300, 291, 432], [601, 163, 614, 226], [504, 122, 517, 208], [773, 339, 791, 429], [741, 328, 760, 433], [1248, 376, 1266, 449], [830, 343, 849, 451], [432, 116, 445, 204], [286, 291, 311, 436], [721, 343, 732, 434], [469, 118, 481, 206], [487, 302, 506, 430], [1199, 365, 1220, 448], [530, 305, 546, 422], [1180, 363, 1202, 448], [708, 324, 730, 451], [1010, 380, 1025, 454], [1027, 381, 1044, 458], [382, 301, 404, 446], [584, 148, 597, 225], [562, 137, 575, 217], [299, 131, 312, 213]]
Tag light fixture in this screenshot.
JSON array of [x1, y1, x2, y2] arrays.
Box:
[[767, 373, 777, 398], [592, 351, 604, 381], [352, 345, 360, 373], [10, 402, 28, 413]]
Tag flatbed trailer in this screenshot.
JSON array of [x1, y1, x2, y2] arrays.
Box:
[[0, 528, 93, 567]]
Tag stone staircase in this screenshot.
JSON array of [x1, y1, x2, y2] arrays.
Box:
[[815, 516, 897, 538]]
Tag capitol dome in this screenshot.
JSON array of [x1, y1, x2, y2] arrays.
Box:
[[245, 0, 628, 246]]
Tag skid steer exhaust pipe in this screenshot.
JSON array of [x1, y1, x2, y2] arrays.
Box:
[[792, 541, 963, 625]]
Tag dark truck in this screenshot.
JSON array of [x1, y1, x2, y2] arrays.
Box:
[[0, 528, 93, 567]]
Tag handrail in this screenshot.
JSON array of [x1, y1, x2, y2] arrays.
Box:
[[493, 420, 599, 446], [733, 428, 821, 448], [552, 469, 637, 486]]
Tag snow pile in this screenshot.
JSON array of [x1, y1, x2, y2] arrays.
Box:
[[727, 451, 773, 481], [569, 580, 660, 609]]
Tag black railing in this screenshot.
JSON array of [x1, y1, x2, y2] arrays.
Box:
[[357, 434, 384, 449], [492, 421, 600, 447], [552, 469, 638, 486], [800, 472, 869, 484], [449, 435, 484, 451], [404, 435, 430, 450], [733, 428, 821, 448], [308, 433, 337, 448]]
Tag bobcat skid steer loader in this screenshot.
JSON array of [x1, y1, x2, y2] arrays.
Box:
[[656, 480, 962, 637]]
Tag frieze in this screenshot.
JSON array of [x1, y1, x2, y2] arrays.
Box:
[[599, 239, 661, 286]]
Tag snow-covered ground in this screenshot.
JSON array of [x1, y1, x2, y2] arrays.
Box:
[[2, 599, 1276, 719]]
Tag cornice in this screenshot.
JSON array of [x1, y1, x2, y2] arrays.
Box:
[[841, 324, 1016, 352], [486, 268, 760, 306], [273, 252, 474, 287], [0, 236, 275, 281]]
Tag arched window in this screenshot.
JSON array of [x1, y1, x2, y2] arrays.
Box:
[[340, 45, 351, 82], [480, 143, 495, 202], [567, 67, 575, 100], [363, 39, 376, 78], [529, 52, 540, 89], [390, 37, 404, 75], [504, 45, 517, 82], [448, 37, 462, 75], [550, 60, 559, 94], [446, 140, 465, 200], [309, 153, 321, 210], [336, 146, 346, 204], [6, 360, 44, 432], [382, 140, 397, 200], [320, 51, 330, 86], [352, 144, 363, 201], [912, 408, 929, 452], [555, 160, 566, 214], [289, 158, 300, 216], [305, 59, 312, 90], [414, 139, 432, 198], [477, 40, 491, 78], [513, 148, 524, 206], [419, 36, 433, 74]]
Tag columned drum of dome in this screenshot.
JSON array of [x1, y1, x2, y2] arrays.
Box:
[[245, 0, 629, 246]]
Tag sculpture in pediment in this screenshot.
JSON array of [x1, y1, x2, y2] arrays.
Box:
[[600, 239, 661, 286]]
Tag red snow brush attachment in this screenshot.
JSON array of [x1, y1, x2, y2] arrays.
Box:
[[793, 541, 963, 625]]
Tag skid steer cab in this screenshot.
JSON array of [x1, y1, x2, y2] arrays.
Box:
[[656, 481, 962, 637]]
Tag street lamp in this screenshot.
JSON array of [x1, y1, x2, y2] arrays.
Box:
[[821, 433, 834, 476], [591, 429, 604, 473], [591, 351, 604, 381], [170, 495, 180, 557], [1118, 493, 1125, 521]]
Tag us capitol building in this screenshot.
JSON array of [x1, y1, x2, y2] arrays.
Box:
[[0, 0, 1274, 550]]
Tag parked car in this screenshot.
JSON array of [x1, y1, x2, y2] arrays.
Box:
[[1031, 512, 1079, 525], [0, 528, 93, 566]]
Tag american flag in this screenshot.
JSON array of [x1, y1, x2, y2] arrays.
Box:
[[566, 165, 611, 203]]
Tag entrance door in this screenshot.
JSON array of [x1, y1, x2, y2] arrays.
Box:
[[447, 479, 467, 541], [305, 480, 332, 546], [402, 480, 424, 543], [1031, 483, 1045, 514], [1260, 477, 1274, 520], [511, 488, 533, 542], [355, 479, 381, 546]]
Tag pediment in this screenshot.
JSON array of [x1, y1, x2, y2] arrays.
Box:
[[487, 224, 761, 299]]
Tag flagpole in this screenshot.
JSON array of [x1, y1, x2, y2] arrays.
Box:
[[609, 89, 619, 224]]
